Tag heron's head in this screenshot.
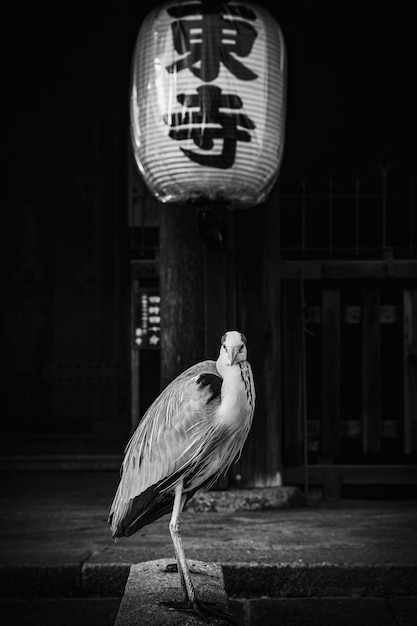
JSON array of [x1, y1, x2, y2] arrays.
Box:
[[217, 330, 248, 369]]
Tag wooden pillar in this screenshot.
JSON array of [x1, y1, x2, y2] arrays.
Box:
[[203, 243, 228, 358], [159, 203, 205, 389], [203, 206, 229, 359]]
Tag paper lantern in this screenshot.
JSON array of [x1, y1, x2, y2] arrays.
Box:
[[130, 0, 286, 209]]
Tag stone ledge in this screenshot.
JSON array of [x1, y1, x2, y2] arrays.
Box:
[[114, 559, 230, 625], [186, 486, 303, 513]]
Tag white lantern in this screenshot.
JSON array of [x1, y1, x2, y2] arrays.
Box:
[[130, 0, 286, 209]]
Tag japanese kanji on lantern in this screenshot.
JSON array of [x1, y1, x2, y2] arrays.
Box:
[[130, 0, 286, 209]]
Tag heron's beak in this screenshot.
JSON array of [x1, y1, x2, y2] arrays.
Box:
[[228, 346, 240, 366]]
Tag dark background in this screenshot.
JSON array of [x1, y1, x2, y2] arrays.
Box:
[[3, 1, 416, 455]]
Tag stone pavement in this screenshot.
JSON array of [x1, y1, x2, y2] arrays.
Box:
[[0, 471, 416, 625]]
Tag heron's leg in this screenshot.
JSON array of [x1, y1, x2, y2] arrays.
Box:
[[166, 481, 235, 624], [169, 481, 195, 605]]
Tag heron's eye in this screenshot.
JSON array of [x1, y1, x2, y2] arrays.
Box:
[[222, 343, 227, 350]]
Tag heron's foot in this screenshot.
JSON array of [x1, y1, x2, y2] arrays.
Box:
[[160, 599, 236, 624]]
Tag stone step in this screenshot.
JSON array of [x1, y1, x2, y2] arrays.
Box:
[[1, 562, 416, 600], [2, 596, 416, 626]]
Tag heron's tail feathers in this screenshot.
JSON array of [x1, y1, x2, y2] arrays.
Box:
[[108, 481, 174, 538]]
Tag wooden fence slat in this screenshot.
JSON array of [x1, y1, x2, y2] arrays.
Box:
[[362, 288, 381, 454], [404, 289, 417, 455], [321, 290, 341, 457], [282, 281, 303, 465]]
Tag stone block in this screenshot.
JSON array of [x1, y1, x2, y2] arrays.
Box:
[[115, 559, 230, 625]]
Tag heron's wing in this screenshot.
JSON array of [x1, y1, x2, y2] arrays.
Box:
[[108, 359, 221, 535]]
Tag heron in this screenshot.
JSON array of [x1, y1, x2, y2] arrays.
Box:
[[108, 330, 255, 622]]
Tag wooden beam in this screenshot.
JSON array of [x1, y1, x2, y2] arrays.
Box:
[[404, 289, 417, 455], [321, 290, 341, 457], [362, 288, 381, 454]]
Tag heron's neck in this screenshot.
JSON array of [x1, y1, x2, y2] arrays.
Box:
[[216, 362, 249, 423], [221, 363, 244, 393]]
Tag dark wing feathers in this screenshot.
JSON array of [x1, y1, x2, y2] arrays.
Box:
[[196, 372, 222, 401], [112, 486, 173, 538]]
